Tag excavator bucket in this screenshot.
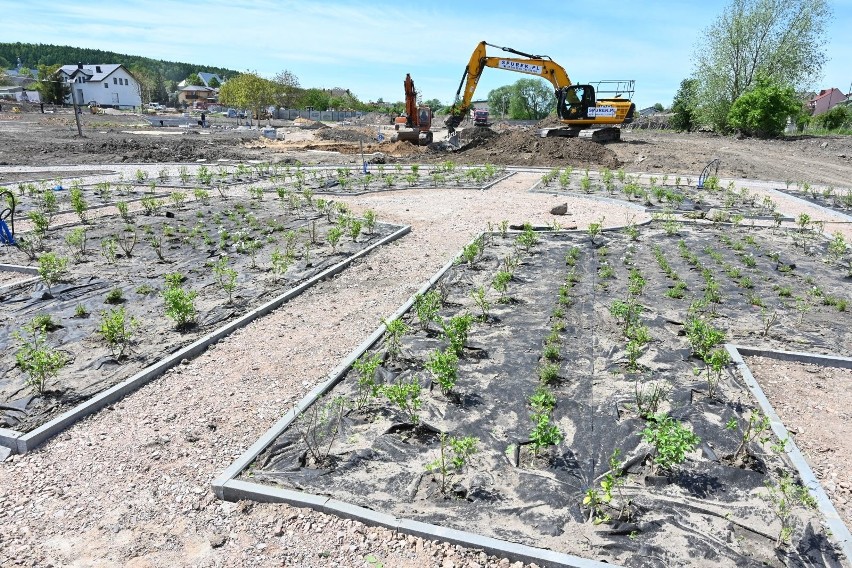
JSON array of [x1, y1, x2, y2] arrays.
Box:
[[447, 132, 460, 148]]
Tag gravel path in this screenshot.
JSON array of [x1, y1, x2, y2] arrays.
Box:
[[0, 173, 644, 567]]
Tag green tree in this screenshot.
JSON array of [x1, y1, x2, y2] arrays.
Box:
[[487, 85, 514, 119], [184, 72, 203, 86], [727, 74, 802, 137], [509, 78, 554, 119], [422, 98, 442, 111], [298, 88, 331, 111], [813, 105, 851, 131], [273, 69, 300, 108], [34, 64, 69, 105], [129, 64, 155, 104], [218, 71, 276, 119], [152, 70, 169, 103], [653, 102, 665, 112], [693, 0, 831, 132], [670, 78, 700, 131], [207, 76, 220, 88]]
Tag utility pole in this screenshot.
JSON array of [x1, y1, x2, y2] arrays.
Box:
[[71, 86, 83, 137]]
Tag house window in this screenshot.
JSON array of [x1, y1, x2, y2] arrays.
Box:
[[125, 79, 129, 85], [96, 66, 101, 73], [113, 78, 117, 84], [105, 83, 109, 88]]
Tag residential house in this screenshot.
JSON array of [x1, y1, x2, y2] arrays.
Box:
[[177, 85, 215, 107], [808, 88, 848, 115], [58, 64, 141, 108]]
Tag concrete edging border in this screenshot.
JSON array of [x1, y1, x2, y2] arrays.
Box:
[[211, 231, 625, 568], [767, 188, 852, 224], [726, 344, 852, 561], [313, 171, 517, 197], [2, 224, 411, 454]]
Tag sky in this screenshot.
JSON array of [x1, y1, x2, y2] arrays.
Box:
[[2, 0, 850, 110]]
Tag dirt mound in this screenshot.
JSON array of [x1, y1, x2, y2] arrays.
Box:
[[455, 128, 621, 168], [293, 117, 328, 129], [315, 127, 378, 144], [458, 126, 499, 149]]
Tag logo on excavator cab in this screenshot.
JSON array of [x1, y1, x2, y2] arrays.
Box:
[[587, 106, 616, 117], [498, 60, 543, 75]]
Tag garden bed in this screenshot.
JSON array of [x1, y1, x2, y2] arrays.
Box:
[[231, 221, 850, 566], [773, 184, 852, 219], [529, 167, 794, 222], [0, 190, 406, 440]]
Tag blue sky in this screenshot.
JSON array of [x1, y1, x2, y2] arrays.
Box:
[[2, 0, 850, 109]]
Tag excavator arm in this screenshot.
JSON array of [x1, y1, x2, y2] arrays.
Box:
[[446, 41, 575, 131], [445, 41, 635, 140]]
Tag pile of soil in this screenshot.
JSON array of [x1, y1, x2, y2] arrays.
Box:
[[456, 128, 622, 168], [292, 118, 328, 130], [315, 127, 378, 144]]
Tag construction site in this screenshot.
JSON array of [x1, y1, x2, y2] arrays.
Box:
[[1, 98, 852, 568]]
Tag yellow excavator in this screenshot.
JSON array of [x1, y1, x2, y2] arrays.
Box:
[[446, 41, 636, 143]]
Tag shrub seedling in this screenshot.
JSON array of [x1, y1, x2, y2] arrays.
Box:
[[529, 411, 563, 457], [97, 306, 139, 360], [426, 349, 459, 396], [69, 186, 88, 223], [104, 287, 125, 304], [426, 433, 479, 495], [763, 472, 817, 547], [296, 395, 346, 467], [13, 319, 67, 395], [382, 318, 410, 360], [162, 274, 197, 330], [726, 411, 771, 463], [212, 257, 238, 304], [492, 270, 512, 302], [515, 223, 539, 253], [470, 286, 490, 321], [64, 227, 88, 262], [413, 290, 442, 331], [440, 313, 474, 357], [37, 252, 68, 297], [352, 352, 383, 410], [381, 377, 422, 424], [641, 413, 700, 474]]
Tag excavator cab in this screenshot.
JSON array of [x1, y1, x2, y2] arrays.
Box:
[[557, 85, 595, 120]]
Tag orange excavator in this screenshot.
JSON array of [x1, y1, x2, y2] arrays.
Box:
[[392, 73, 433, 145]]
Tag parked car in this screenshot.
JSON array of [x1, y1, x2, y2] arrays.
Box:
[[226, 108, 247, 119]]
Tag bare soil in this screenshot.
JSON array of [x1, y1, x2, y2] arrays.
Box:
[[745, 357, 852, 532], [1, 108, 852, 567]]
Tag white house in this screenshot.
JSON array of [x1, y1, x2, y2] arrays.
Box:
[[57, 64, 141, 109]]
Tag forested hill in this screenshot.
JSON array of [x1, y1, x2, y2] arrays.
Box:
[[0, 42, 238, 82]]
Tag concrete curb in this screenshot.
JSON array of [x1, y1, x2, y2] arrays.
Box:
[[0, 264, 40, 295], [2, 224, 411, 454], [725, 344, 852, 562], [211, 232, 627, 568]]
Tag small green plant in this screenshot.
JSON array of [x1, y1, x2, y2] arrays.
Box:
[[96, 306, 139, 359], [270, 248, 293, 281], [413, 290, 442, 331], [69, 186, 88, 223], [539, 362, 560, 384], [492, 270, 512, 302], [641, 413, 700, 473], [363, 209, 377, 234], [13, 320, 67, 395], [529, 410, 563, 457], [634, 379, 669, 419], [726, 410, 771, 463], [426, 349, 459, 396], [382, 318, 410, 360], [162, 274, 197, 330], [440, 313, 474, 357], [74, 303, 89, 318], [470, 286, 490, 320], [116, 200, 131, 222], [104, 287, 125, 304], [764, 472, 817, 547], [704, 347, 730, 398], [117, 226, 138, 258], [64, 227, 88, 262], [381, 377, 422, 424], [587, 218, 604, 243], [529, 385, 556, 413], [295, 395, 346, 467], [37, 252, 68, 297], [212, 257, 238, 304], [515, 223, 539, 253], [426, 433, 479, 494], [352, 352, 383, 410]]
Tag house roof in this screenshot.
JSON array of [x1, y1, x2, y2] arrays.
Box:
[[809, 88, 847, 103], [197, 72, 222, 86], [58, 64, 125, 82], [180, 85, 213, 92]]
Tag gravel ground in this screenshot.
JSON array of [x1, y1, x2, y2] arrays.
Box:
[[1, 164, 851, 567], [745, 357, 852, 532], [0, 173, 644, 568]]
